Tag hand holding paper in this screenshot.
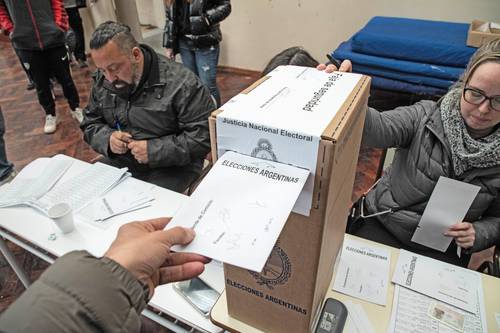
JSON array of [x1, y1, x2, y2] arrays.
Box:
[[445, 222, 476, 249], [167, 151, 309, 272], [411, 176, 480, 252]]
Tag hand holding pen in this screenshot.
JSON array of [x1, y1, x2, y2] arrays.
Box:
[[109, 120, 132, 154], [316, 55, 353, 73]]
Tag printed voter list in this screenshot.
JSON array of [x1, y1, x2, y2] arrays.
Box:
[[168, 151, 309, 272]]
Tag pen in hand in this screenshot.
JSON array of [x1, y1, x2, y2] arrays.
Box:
[[326, 54, 342, 70]]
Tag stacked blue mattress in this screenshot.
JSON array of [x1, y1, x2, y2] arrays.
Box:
[[331, 17, 477, 95]]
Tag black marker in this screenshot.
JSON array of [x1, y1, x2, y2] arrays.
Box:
[[326, 54, 342, 69]]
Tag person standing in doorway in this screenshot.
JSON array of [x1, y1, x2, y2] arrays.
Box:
[[0, 0, 83, 134], [163, 0, 231, 107]]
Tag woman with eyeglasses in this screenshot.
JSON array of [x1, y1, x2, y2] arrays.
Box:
[[321, 39, 500, 267]]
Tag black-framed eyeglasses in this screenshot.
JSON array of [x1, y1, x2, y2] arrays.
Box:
[[463, 87, 500, 112]]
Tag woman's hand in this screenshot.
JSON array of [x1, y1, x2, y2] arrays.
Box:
[[445, 222, 476, 249], [316, 59, 353, 73]]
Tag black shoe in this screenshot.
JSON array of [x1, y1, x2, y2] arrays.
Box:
[[26, 81, 35, 90]]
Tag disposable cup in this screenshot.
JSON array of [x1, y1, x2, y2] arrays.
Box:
[[48, 203, 75, 234]]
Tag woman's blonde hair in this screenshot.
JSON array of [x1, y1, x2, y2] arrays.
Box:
[[459, 38, 500, 88]]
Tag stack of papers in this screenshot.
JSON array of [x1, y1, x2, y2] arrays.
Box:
[[388, 285, 487, 333], [0, 156, 72, 208], [78, 181, 155, 227], [0, 155, 130, 215], [34, 162, 130, 213], [389, 250, 487, 332], [392, 250, 482, 313]]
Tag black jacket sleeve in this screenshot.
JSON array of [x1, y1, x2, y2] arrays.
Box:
[[206, 0, 231, 25], [147, 70, 214, 167], [81, 76, 114, 157], [0, 251, 148, 333]]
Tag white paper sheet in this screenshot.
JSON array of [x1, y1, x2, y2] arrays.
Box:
[[78, 181, 155, 226], [392, 250, 481, 314], [36, 162, 130, 213], [343, 300, 376, 333], [0, 156, 72, 207], [411, 176, 480, 252], [167, 151, 309, 272], [387, 285, 487, 333], [332, 238, 391, 305], [217, 66, 362, 216]]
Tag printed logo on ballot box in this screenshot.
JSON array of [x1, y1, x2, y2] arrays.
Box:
[[251, 138, 278, 162], [249, 241, 291, 289]]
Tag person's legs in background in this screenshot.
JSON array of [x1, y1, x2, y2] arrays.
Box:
[[194, 44, 220, 107], [13, 47, 35, 90], [66, 6, 88, 67], [178, 39, 198, 75], [47, 46, 83, 124], [0, 106, 15, 185], [16, 49, 58, 134]]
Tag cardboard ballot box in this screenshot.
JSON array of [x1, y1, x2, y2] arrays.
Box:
[[208, 67, 371, 333]]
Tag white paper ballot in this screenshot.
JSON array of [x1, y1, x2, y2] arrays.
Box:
[[168, 151, 309, 272], [217, 66, 362, 216], [392, 250, 481, 314], [411, 176, 480, 252], [332, 238, 391, 305]]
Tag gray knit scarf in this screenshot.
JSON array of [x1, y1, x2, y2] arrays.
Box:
[[440, 87, 500, 176]]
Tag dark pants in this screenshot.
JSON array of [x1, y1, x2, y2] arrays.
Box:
[[350, 216, 471, 267], [99, 155, 203, 193], [13, 47, 34, 84], [66, 7, 87, 61], [0, 107, 14, 180], [17, 46, 80, 115]]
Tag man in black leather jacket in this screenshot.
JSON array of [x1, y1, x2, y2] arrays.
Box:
[[163, 0, 231, 107], [82, 21, 214, 192]]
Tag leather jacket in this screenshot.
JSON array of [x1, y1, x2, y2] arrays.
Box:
[[163, 0, 231, 52]]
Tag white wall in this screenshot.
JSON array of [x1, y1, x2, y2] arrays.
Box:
[[219, 0, 500, 71]]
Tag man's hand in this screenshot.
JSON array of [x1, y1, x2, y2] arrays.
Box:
[[444, 222, 476, 249], [110, 131, 132, 154], [316, 59, 353, 73], [104, 218, 209, 298], [165, 48, 175, 60], [128, 140, 148, 164]]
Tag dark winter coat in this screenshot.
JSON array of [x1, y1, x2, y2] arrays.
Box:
[[364, 101, 500, 252], [163, 0, 231, 53]]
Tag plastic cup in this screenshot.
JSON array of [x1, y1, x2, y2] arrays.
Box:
[[48, 203, 75, 234]]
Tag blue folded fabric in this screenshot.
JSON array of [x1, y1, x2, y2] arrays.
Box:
[[369, 75, 447, 96], [354, 64, 455, 89], [332, 40, 465, 81], [351, 16, 476, 67]]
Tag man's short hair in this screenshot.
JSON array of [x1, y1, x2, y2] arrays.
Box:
[[89, 21, 139, 54]]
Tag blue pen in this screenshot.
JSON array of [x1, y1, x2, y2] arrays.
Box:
[[115, 119, 122, 132]]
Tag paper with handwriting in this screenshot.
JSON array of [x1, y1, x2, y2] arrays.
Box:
[[168, 151, 309, 272]]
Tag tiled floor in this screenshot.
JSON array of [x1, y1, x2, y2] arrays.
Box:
[[0, 36, 492, 332]]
